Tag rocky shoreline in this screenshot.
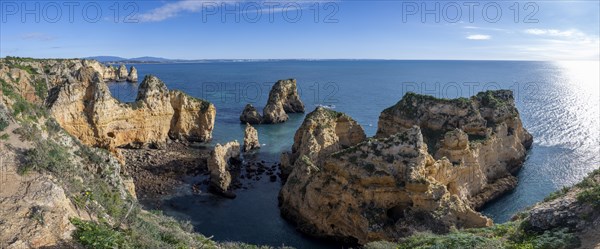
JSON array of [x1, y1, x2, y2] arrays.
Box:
[[2, 57, 597, 248]]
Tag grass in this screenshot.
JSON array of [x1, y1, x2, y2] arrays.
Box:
[[19, 139, 72, 175], [71, 218, 129, 249], [1, 78, 47, 119], [544, 186, 570, 202], [0, 118, 8, 131], [365, 222, 579, 249], [576, 185, 600, 207]]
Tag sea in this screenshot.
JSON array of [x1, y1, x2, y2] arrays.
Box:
[[107, 60, 600, 248]]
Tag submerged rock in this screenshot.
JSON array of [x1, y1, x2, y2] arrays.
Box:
[[243, 123, 260, 152], [262, 79, 304, 124], [127, 66, 138, 82], [208, 141, 241, 197], [279, 90, 532, 244], [239, 104, 262, 124]]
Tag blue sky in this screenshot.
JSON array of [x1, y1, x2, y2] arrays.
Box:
[[1, 1, 599, 60]]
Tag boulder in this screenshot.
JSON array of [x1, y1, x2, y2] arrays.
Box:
[[243, 123, 260, 152], [239, 104, 262, 124], [262, 79, 304, 124]]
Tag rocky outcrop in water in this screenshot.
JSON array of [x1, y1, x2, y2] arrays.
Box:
[[208, 141, 241, 197], [47, 68, 216, 151], [377, 90, 533, 208], [240, 104, 263, 124], [127, 66, 138, 82], [280, 107, 366, 177], [262, 79, 305, 124], [169, 90, 216, 142], [117, 64, 128, 81], [243, 123, 260, 152], [279, 90, 532, 244]]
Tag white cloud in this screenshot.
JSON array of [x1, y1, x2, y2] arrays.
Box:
[[138, 0, 333, 22], [519, 28, 599, 60], [466, 34, 491, 40], [20, 33, 55, 41], [524, 29, 584, 38]]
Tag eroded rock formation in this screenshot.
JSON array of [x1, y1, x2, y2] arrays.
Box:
[[128, 66, 138, 82], [262, 79, 305, 124], [279, 91, 532, 244], [240, 104, 262, 124], [243, 123, 260, 152], [280, 107, 366, 176], [48, 68, 216, 151], [377, 90, 533, 208], [169, 90, 216, 142], [208, 141, 241, 196], [117, 64, 128, 81]]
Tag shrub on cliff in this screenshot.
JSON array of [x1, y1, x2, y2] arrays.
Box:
[[19, 139, 71, 175]]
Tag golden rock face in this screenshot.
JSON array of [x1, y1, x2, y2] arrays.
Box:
[[48, 68, 215, 151], [279, 91, 532, 244]]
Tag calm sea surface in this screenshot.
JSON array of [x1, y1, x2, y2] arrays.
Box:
[[108, 60, 600, 248]]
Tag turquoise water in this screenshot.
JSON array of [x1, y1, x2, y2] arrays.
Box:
[[109, 60, 599, 248]]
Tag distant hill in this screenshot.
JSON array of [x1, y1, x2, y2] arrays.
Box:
[[85, 56, 175, 63], [85, 56, 129, 62]]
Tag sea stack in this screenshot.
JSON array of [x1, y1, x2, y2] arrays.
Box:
[[127, 66, 138, 82], [262, 79, 304, 124], [243, 123, 260, 152], [279, 90, 533, 244], [117, 64, 128, 81], [239, 104, 262, 124], [207, 141, 241, 198]]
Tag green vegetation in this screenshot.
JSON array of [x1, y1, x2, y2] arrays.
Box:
[[573, 169, 600, 207], [19, 139, 71, 175], [384, 92, 475, 119], [544, 186, 570, 202], [0, 133, 9, 140], [71, 218, 128, 249], [1, 78, 47, 119], [33, 79, 48, 99], [0, 118, 8, 131], [365, 222, 579, 249], [476, 90, 509, 108], [577, 185, 600, 207]]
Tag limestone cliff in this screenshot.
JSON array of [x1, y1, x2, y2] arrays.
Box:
[[169, 90, 216, 142], [279, 91, 532, 244], [45, 67, 215, 151], [262, 79, 305, 124], [208, 141, 241, 195], [377, 90, 532, 208], [280, 107, 366, 176]]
